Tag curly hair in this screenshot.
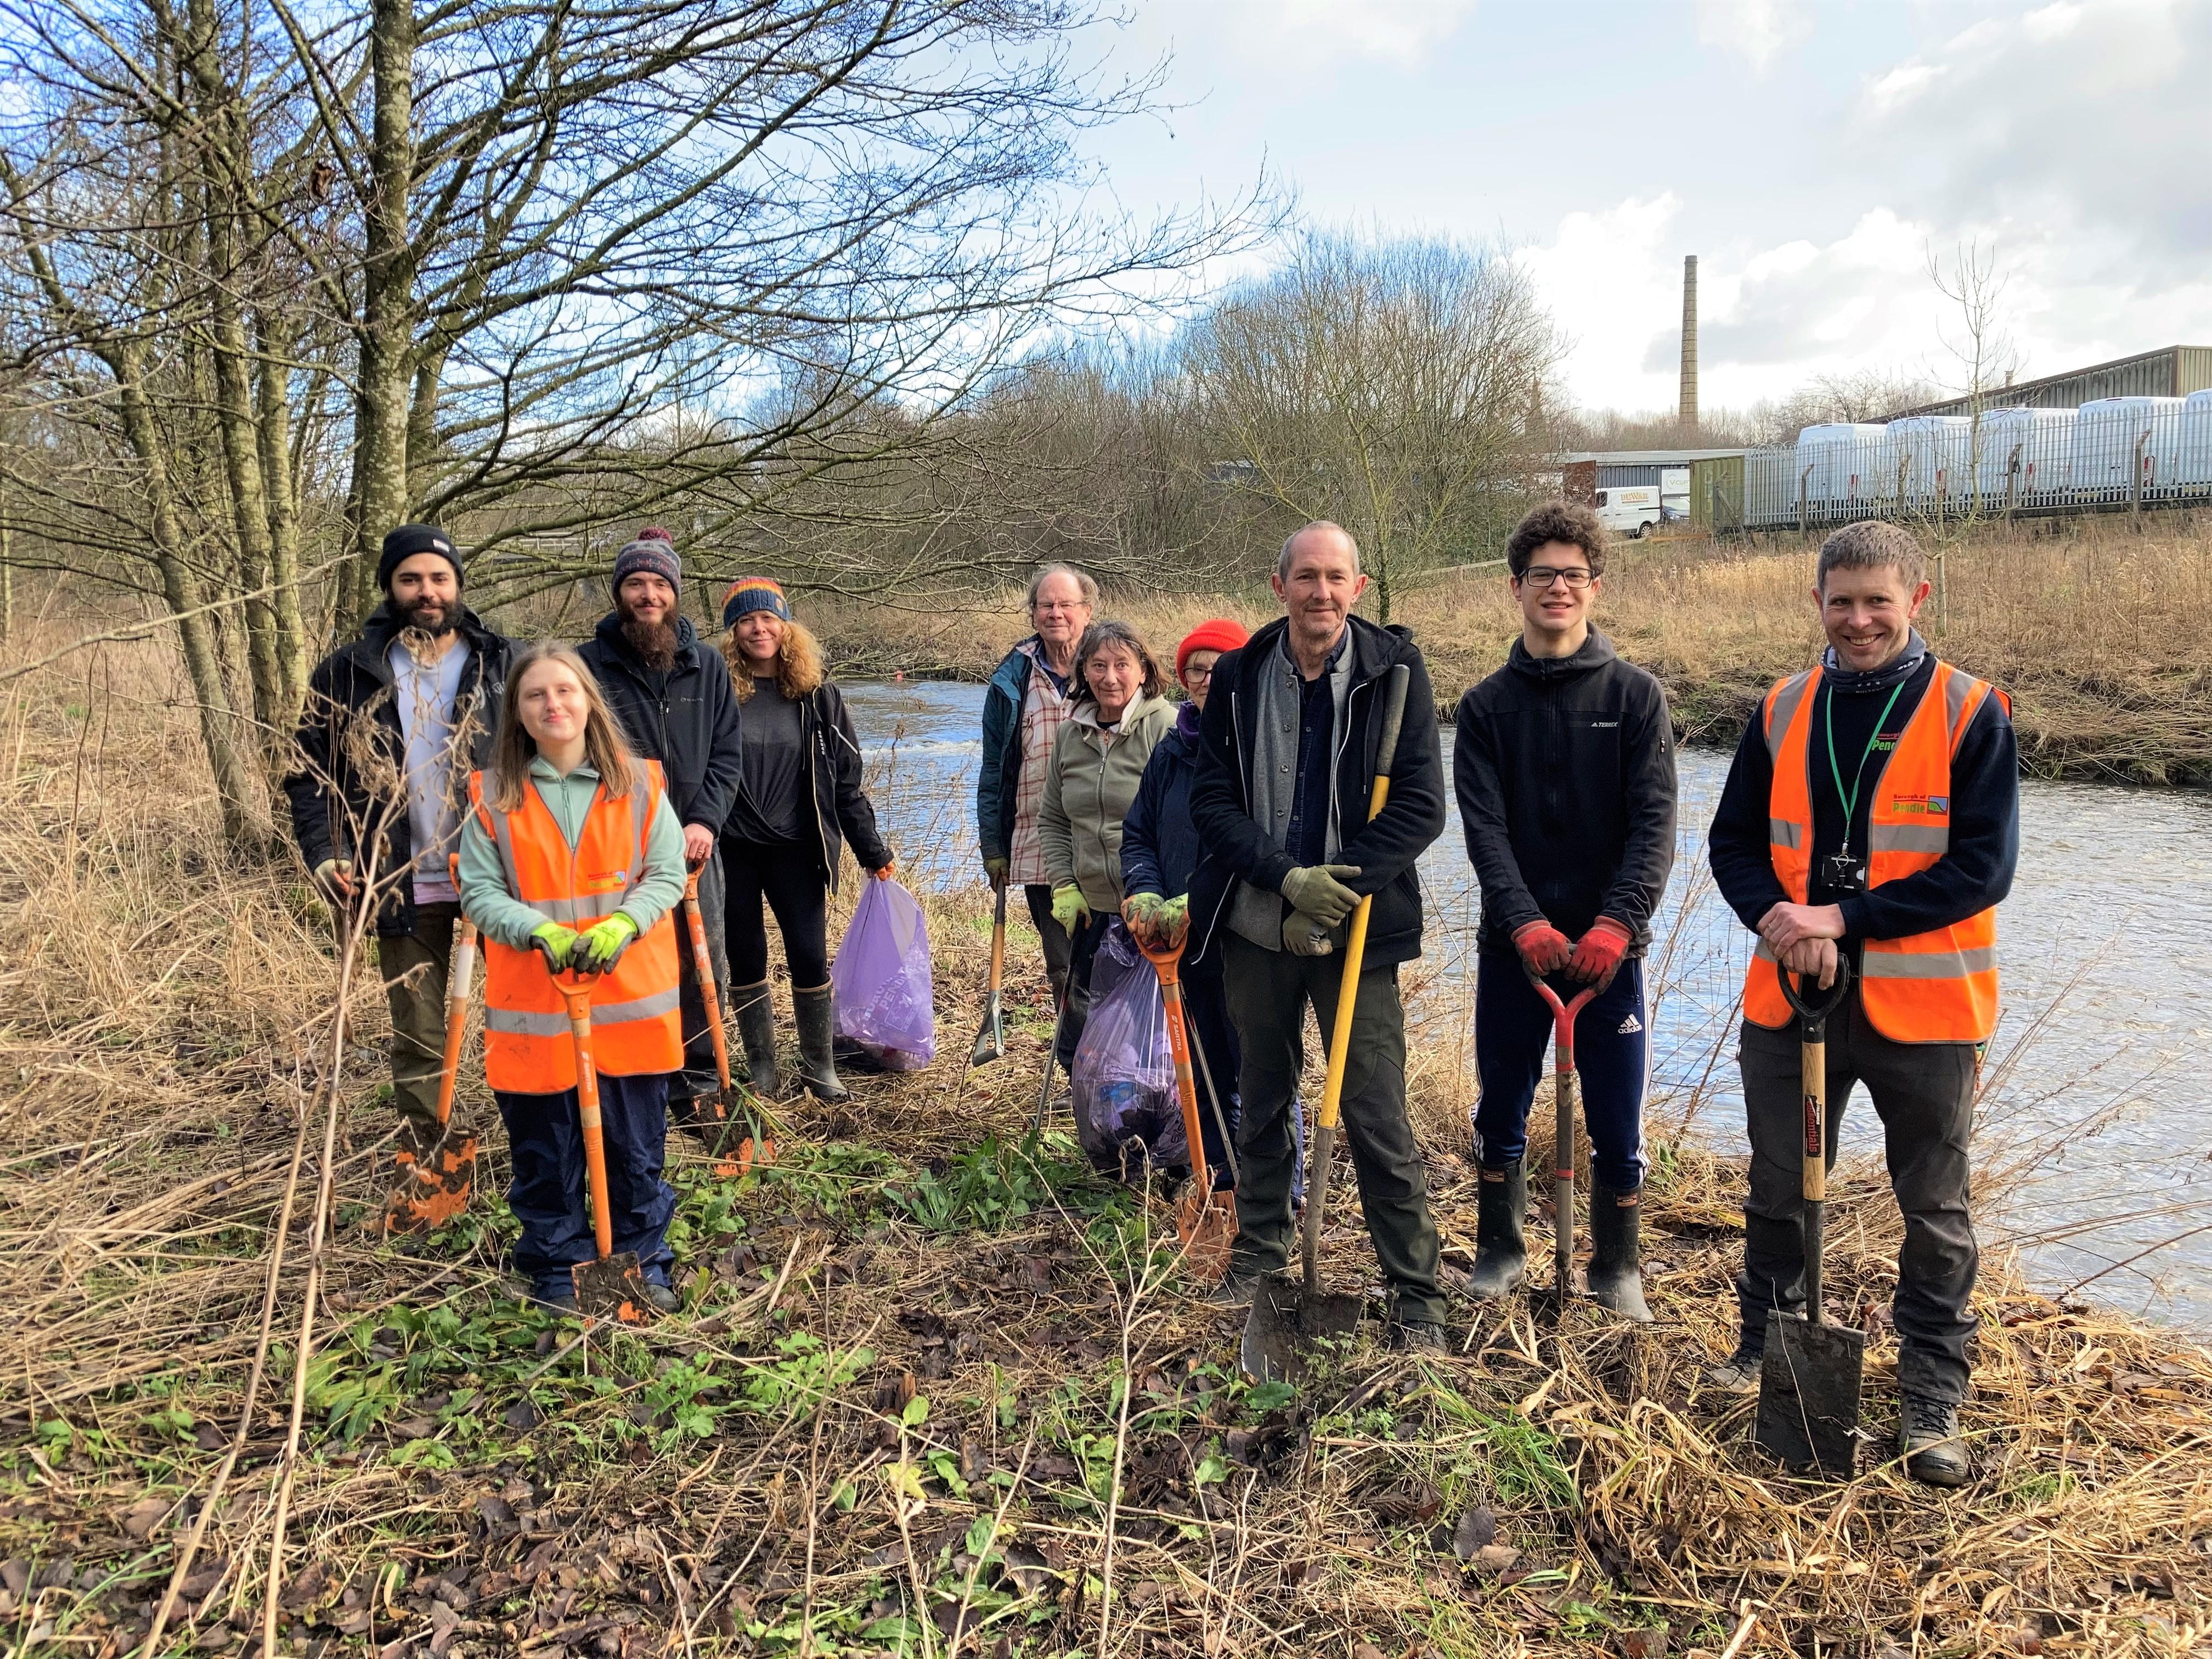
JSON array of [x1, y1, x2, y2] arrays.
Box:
[[723, 615, 826, 704], [1504, 500, 1609, 577]]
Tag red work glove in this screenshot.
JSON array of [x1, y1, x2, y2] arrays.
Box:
[[1511, 919, 1573, 976], [1568, 917, 1633, 990]]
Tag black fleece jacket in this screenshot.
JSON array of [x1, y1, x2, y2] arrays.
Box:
[[1188, 614, 1446, 968], [577, 613, 743, 834], [284, 602, 512, 938], [1707, 648, 2018, 940], [1452, 629, 1677, 957]]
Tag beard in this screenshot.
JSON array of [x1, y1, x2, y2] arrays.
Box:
[[618, 602, 679, 672], [398, 595, 456, 639]]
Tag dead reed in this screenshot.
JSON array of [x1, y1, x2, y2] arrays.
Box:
[[2, 624, 2209, 1659]]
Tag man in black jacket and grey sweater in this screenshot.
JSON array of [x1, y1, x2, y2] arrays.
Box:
[[1453, 501, 1676, 1321], [1189, 521, 1449, 1346], [577, 528, 746, 1136]]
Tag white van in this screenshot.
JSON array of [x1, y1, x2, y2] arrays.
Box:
[[1593, 485, 1663, 538]]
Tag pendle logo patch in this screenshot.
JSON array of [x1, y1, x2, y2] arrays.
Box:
[[1889, 794, 1950, 816]]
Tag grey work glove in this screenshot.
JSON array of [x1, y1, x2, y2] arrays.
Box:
[[312, 858, 356, 909], [1279, 863, 1363, 927], [1282, 912, 1336, 957]]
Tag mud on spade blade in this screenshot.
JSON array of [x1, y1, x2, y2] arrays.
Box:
[[1239, 1277, 1363, 1384]]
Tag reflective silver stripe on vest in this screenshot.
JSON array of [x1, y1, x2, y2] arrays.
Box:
[[1769, 817, 1803, 850], [484, 1006, 573, 1037], [1871, 823, 1949, 854], [529, 894, 624, 925], [1860, 945, 1997, 979], [1763, 670, 1817, 764], [1752, 938, 1777, 962], [590, 986, 681, 1025]]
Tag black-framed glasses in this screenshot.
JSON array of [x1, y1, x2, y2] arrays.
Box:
[[1519, 566, 1594, 590]]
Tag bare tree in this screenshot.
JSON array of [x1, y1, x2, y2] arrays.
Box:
[[1926, 238, 2024, 511], [1186, 232, 1562, 620]]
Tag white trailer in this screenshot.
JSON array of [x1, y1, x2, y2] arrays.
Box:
[[1974, 408, 2076, 508], [2073, 397, 2186, 503]]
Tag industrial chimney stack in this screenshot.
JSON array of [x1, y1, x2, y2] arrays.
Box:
[[1679, 255, 1699, 431]]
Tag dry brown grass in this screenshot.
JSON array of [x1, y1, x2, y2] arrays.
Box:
[[2, 623, 2210, 1658], [813, 513, 2212, 784]]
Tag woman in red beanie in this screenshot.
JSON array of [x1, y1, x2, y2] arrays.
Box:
[[1117, 619, 1299, 1198]]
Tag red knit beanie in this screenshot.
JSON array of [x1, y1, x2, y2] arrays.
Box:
[[1176, 618, 1250, 678]]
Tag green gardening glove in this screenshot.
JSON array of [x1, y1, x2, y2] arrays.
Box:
[[531, 921, 578, 970], [1121, 891, 1165, 948], [1157, 893, 1190, 951], [1049, 883, 1091, 934], [1279, 864, 1363, 926], [577, 912, 639, 968]]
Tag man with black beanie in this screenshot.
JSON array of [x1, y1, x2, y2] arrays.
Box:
[[286, 523, 513, 1194], [577, 528, 745, 1136]]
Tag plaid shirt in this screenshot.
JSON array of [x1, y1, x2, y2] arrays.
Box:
[[1007, 647, 1074, 885]]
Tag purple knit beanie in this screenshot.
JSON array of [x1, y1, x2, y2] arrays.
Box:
[[612, 526, 681, 597]]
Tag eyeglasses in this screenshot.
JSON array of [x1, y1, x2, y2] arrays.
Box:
[[1034, 601, 1089, 615], [1182, 663, 1214, 682], [1518, 566, 1594, 590]]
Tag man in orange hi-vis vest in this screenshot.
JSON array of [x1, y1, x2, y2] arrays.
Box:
[[1707, 521, 2018, 1488]]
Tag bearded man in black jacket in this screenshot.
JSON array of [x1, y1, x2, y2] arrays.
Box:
[[1452, 500, 1677, 1321], [1188, 520, 1450, 1348]]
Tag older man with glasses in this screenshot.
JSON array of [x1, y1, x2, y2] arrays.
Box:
[[1452, 499, 1678, 1322], [978, 562, 1098, 1073]]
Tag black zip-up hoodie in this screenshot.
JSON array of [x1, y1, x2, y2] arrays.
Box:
[[1188, 613, 1446, 968], [284, 602, 512, 938], [1451, 629, 1677, 958], [577, 612, 743, 834]]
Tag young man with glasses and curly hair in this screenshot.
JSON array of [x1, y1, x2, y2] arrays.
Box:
[[1452, 499, 1678, 1322]]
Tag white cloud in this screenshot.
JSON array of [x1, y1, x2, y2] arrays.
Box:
[[1695, 0, 1813, 72], [1267, 0, 1481, 67], [1517, 194, 1685, 410]]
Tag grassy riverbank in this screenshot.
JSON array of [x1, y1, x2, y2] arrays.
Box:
[[5, 633, 2211, 1656], [812, 514, 2212, 786]]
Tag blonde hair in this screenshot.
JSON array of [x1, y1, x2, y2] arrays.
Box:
[[723, 614, 825, 704], [487, 644, 640, 810]]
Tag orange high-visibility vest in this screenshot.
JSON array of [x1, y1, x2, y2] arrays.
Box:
[[1742, 659, 2007, 1043], [469, 760, 682, 1092]]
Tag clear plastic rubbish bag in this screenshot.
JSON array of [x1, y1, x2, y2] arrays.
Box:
[[1070, 921, 1187, 1175], [829, 875, 936, 1070]]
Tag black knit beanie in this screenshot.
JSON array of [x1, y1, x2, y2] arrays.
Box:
[[377, 524, 462, 591]]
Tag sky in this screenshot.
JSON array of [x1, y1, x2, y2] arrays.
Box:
[[1080, 0, 2212, 416]]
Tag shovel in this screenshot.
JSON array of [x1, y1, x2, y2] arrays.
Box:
[[971, 874, 1009, 1065], [681, 867, 777, 1178], [383, 854, 480, 1235], [1757, 954, 1860, 1475], [549, 960, 657, 1324], [1525, 967, 1600, 1301], [1242, 662, 1411, 1384], [1139, 931, 1237, 1284]]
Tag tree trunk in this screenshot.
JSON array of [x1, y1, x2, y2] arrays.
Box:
[[341, 0, 421, 634], [255, 312, 309, 715]]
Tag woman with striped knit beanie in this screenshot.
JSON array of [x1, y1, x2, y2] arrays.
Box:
[[716, 577, 892, 1104]]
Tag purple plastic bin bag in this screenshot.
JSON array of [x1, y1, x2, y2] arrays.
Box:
[[829, 876, 936, 1070], [1070, 922, 1187, 1176]]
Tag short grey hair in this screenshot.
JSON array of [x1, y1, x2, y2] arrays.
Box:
[[1816, 521, 1925, 591], [1026, 562, 1098, 613], [1277, 521, 1363, 582]]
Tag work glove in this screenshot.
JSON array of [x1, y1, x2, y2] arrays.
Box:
[[311, 858, 355, 908], [1279, 864, 1363, 927], [577, 912, 639, 969], [1049, 883, 1091, 934], [531, 921, 578, 971], [1282, 912, 1335, 957], [1156, 893, 1189, 952], [983, 855, 1010, 886], [1568, 917, 1633, 990], [1511, 918, 1573, 976], [1121, 892, 1165, 948]]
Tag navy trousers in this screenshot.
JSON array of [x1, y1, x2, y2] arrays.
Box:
[[1472, 953, 1649, 1194], [496, 1072, 677, 1299]]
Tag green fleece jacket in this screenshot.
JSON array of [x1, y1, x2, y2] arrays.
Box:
[[456, 756, 687, 950], [1039, 691, 1176, 912]]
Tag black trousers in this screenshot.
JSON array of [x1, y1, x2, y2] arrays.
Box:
[[1026, 883, 1089, 1068], [723, 838, 830, 988], [1736, 991, 1980, 1404], [1222, 933, 1443, 1324]]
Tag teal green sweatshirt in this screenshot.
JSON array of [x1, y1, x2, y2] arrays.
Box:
[[456, 757, 687, 950]]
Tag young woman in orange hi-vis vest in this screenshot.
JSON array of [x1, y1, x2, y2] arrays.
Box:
[[456, 644, 689, 1316], [1706, 522, 2019, 1489]]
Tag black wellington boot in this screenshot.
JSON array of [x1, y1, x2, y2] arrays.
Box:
[[793, 984, 850, 1104], [731, 979, 782, 1101], [1466, 1161, 1528, 1301], [1585, 1182, 1654, 1323]]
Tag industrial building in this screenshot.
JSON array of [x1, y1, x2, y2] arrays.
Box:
[[1894, 346, 2212, 419]]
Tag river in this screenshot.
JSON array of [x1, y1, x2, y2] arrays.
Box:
[[839, 676, 2212, 1330]]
